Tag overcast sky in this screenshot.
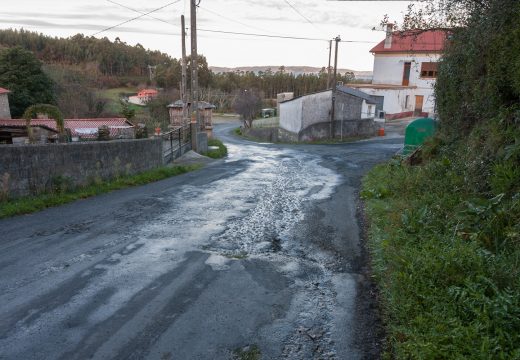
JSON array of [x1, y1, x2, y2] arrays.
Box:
[[0, 0, 411, 71]]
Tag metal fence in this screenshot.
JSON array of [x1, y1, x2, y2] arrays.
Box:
[[161, 125, 191, 164]]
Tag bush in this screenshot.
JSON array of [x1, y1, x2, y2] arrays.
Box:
[[362, 158, 520, 358], [205, 138, 228, 159]]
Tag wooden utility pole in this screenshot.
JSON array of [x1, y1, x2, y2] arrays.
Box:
[[190, 0, 200, 151], [147, 65, 157, 83], [327, 40, 332, 89], [330, 36, 341, 139], [181, 15, 188, 126]]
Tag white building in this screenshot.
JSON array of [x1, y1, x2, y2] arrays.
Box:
[[350, 25, 447, 119], [279, 87, 377, 141]]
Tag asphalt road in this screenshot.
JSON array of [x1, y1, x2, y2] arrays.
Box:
[[0, 123, 403, 360]]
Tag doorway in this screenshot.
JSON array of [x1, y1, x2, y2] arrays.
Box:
[[414, 95, 424, 115]]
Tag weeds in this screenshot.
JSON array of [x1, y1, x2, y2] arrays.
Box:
[[362, 141, 520, 358], [0, 173, 10, 201], [205, 138, 228, 159], [233, 345, 261, 360]]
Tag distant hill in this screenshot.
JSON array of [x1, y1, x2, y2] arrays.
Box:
[[210, 66, 373, 80]]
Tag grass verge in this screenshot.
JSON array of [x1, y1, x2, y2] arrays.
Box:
[[0, 165, 201, 219], [361, 156, 520, 358], [205, 138, 228, 159]]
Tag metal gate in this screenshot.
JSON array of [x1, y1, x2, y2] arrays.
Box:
[[161, 125, 191, 164]]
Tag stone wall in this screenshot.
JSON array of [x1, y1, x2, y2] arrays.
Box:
[[0, 94, 11, 119], [0, 138, 162, 198]]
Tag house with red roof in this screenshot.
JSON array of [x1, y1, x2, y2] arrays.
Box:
[[128, 89, 158, 106], [0, 118, 134, 144], [350, 25, 448, 119], [0, 87, 11, 119]]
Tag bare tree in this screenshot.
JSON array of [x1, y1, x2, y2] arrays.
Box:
[[233, 89, 262, 128]]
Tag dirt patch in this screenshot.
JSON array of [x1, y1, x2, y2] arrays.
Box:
[[352, 196, 386, 359]]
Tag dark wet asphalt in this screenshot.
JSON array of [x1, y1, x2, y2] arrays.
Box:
[[0, 123, 403, 360]]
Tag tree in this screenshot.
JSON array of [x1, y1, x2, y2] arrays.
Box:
[[0, 46, 56, 117], [233, 89, 262, 128], [147, 90, 179, 130], [119, 100, 135, 120]]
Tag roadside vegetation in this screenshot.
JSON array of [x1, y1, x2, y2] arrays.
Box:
[[0, 165, 200, 218], [362, 0, 520, 357], [205, 138, 228, 159]]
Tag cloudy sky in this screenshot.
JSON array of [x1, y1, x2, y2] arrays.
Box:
[[0, 0, 411, 71]]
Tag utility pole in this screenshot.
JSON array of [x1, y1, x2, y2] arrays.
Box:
[[147, 65, 157, 83], [327, 40, 332, 89], [190, 0, 200, 151], [330, 35, 341, 139], [181, 15, 188, 127]]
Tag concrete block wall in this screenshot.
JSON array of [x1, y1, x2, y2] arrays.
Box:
[[299, 119, 376, 141], [0, 138, 162, 198], [243, 120, 375, 143]]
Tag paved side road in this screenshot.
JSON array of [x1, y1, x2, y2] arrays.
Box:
[[0, 123, 402, 359]]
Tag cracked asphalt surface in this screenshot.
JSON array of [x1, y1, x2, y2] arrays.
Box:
[[0, 122, 403, 359]]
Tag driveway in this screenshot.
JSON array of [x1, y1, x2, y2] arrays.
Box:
[[0, 123, 403, 359]]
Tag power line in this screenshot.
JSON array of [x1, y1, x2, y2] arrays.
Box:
[[106, 0, 177, 27], [92, 0, 181, 36], [100, 0, 377, 44], [194, 28, 377, 43], [197, 5, 283, 37], [282, 0, 320, 29], [197, 28, 329, 42]]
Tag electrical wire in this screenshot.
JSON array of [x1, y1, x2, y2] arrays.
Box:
[[106, 0, 177, 27], [195, 28, 376, 44], [197, 5, 284, 37], [197, 28, 329, 42], [99, 0, 377, 44], [282, 0, 320, 29], [92, 0, 181, 36]]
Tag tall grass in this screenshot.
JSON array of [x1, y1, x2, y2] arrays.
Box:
[[205, 138, 228, 159], [362, 138, 520, 358]]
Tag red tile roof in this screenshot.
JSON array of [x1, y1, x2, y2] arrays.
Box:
[[0, 118, 133, 137], [370, 30, 448, 54], [137, 89, 158, 98], [0, 87, 10, 94]]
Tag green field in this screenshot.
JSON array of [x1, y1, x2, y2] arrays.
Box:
[[98, 87, 143, 116]]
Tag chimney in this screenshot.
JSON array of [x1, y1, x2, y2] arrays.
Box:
[[384, 23, 394, 49]]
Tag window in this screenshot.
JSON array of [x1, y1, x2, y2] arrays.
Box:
[[402, 62, 411, 86], [405, 95, 410, 109], [420, 62, 438, 78], [367, 105, 373, 117]]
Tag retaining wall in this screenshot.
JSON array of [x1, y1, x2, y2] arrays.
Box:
[[0, 138, 162, 197], [242, 119, 375, 143]]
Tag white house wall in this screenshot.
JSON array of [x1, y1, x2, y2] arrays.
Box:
[[358, 52, 440, 116], [280, 96, 305, 133], [280, 91, 333, 133], [359, 87, 436, 115], [301, 91, 332, 130], [372, 53, 440, 87], [360, 100, 376, 119]]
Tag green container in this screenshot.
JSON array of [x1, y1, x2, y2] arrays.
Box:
[[403, 117, 437, 155]]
